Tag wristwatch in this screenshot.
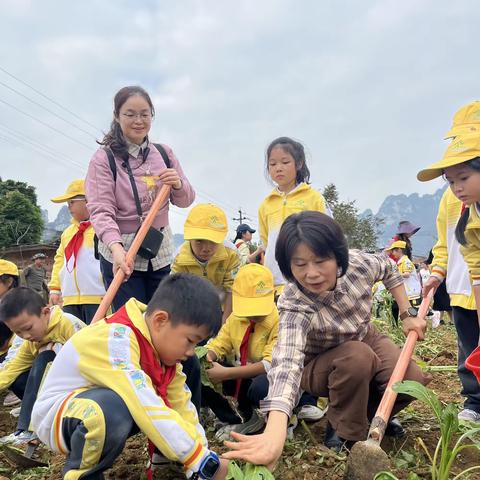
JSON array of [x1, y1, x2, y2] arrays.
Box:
[[191, 452, 220, 480], [399, 306, 418, 321]]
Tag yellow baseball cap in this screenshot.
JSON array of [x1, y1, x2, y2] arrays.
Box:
[[385, 240, 406, 251], [184, 204, 228, 244], [51, 179, 86, 203], [444, 101, 480, 139], [417, 134, 480, 182], [0, 259, 19, 276], [232, 264, 275, 317]]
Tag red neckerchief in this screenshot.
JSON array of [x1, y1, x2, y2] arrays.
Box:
[[105, 306, 176, 480], [64, 221, 91, 272], [234, 320, 255, 399]]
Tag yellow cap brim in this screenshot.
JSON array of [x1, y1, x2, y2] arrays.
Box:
[[232, 292, 275, 317], [50, 193, 85, 203], [417, 155, 476, 182], [184, 227, 226, 244]]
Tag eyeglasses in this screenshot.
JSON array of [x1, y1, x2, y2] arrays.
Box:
[[121, 112, 152, 121]]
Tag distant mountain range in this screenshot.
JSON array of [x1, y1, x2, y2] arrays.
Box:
[[362, 186, 446, 257], [43, 188, 446, 256]]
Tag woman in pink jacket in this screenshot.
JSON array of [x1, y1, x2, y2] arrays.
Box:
[[85, 86, 195, 311]]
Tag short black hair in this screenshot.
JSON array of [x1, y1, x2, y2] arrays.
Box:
[[0, 274, 19, 291], [146, 273, 222, 337], [275, 211, 349, 284], [0, 287, 46, 324], [0, 322, 13, 347]]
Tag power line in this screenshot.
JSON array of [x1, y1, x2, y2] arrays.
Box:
[[0, 79, 99, 139], [0, 97, 94, 151], [0, 65, 103, 133]]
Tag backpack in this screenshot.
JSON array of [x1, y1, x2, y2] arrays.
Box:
[[93, 144, 172, 260]]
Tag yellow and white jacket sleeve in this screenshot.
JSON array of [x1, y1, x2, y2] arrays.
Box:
[[460, 241, 480, 286], [431, 192, 448, 282], [258, 204, 268, 247], [0, 341, 35, 391], [207, 319, 233, 361], [49, 233, 66, 293], [222, 250, 240, 292], [78, 325, 209, 472]]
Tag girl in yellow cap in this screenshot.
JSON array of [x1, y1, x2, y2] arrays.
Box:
[[418, 133, 480, 345]]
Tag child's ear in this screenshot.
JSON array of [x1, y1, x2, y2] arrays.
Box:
[[149, 310, 170, 330], [41, 306, 51, 317]]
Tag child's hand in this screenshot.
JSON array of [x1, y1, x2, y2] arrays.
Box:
[[207, 362, 229, 384], [49, 292, 62, 306]]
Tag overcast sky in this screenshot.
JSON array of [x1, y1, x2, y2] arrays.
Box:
[[0, 0, 478, 239]]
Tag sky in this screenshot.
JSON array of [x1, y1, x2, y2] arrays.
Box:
[[0, 0, 479, 239]]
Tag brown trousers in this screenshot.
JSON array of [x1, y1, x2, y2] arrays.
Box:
[[300, 325, 431, 441]]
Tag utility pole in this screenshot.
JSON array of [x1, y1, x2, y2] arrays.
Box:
[[232, 208, 251, 225]]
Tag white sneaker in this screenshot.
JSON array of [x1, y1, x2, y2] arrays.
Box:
[[0, 430, 37, 446], [10, 406, 21, 418], [458, 409, 480, 423], [3, 391, 21, 407], [297, 404, 326, 422], [232, 410, 266, 435]]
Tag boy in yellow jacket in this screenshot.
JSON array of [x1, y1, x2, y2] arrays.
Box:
[[172, 204, 240, 323], [0, 287, 85, 445], [31, 273, 230, 480], [49, 179, 105, 324]]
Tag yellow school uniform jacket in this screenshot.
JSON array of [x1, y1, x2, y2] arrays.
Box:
[[431, 188, 476, 310], [0, 307, 85, 391], [207, 307, 279, 371], [460, 202, 480, 288], [171, 241, 240, 292], [235, 239, 251, 266], [49, 220, 105, 306], [258, 183, 327, 286], [31, 299, 209, 474], [397, 255, 421, 300]]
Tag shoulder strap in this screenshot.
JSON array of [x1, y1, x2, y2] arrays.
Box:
[[103, 147, 117, 182], [153, 143, 171, 169]]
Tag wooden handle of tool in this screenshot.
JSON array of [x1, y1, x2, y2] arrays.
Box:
[[91, 185, 171, 324], [369, 292, 432, 442]]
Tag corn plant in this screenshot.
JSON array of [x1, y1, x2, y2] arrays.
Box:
[[375, 381, 480, 480]]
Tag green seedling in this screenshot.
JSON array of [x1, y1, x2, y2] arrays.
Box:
[[195, 346, 223, 394]]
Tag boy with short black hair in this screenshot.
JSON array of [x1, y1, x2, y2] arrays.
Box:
[[32, 273, 230, 480], [172, 204, 240, 322], [0, 287, 85, 445]]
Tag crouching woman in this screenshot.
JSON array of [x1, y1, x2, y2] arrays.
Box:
[[224, 211, 430, 467]]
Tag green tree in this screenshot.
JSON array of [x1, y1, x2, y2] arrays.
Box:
[[323, 183, 383, 250], [0, 178, 38, 205], [0, 190, 44, 248]]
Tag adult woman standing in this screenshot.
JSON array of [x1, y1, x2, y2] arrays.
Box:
[[233, 224, 264, 266], [85, 86, 195, 310]]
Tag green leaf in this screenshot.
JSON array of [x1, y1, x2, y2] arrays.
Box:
[[393, 380, 443, 423], [374, 473, 400, 480], [226, 461, 245, 480], [195, 346, 223, 394], [243, 463, 275, 479]]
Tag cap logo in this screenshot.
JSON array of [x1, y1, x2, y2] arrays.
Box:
[[255, 280, 272, 295], [209, 215, 225, 229], [449, 139, 468, 154]]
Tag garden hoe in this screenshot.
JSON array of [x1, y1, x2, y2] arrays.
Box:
[[344, 293, 432, 480], [2, 440, 47, 469]]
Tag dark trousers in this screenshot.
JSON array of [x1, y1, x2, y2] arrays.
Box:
[[99, 256, 170, 312], [62, 388, 139, 480], [10, 350, 56, 431], [300, 325, 430, 441], [202, 374, 270, 424], [63, 304, 99, 326], [452, 306, 480, 412]]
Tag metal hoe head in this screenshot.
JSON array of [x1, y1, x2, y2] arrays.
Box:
[[344, 439, 390, 480], [2, 443, 48, 469]]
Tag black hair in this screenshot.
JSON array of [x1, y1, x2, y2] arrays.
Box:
[[395, 234, 413, 260], [0, 274, 19, 291], [97, 86, 155, 162], [454, 158, 480, 245], [0, 287, 46, 324], [275, 211, 349, 284], [265, 137, 311, 185], [146, 273, 222, 337], [233, 231, 248, 242], [0, 322, 13, 348]]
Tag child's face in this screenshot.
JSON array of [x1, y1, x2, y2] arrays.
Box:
[[445, 164, 480, 206], [34, 258, 45, 268], [190, 240, 219, 262], [390, 248, 403, 260], [0, 278, 14, 298], [268, 147, 297, 190], [290, 243, 338, 294], [68, 199, 90, 222], [249, 315, 267, 323], [148, 312, 210, 366], [5, 307, 50, 343]]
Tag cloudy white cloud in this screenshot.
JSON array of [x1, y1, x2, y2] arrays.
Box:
[[0, 0, 478, 239]]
